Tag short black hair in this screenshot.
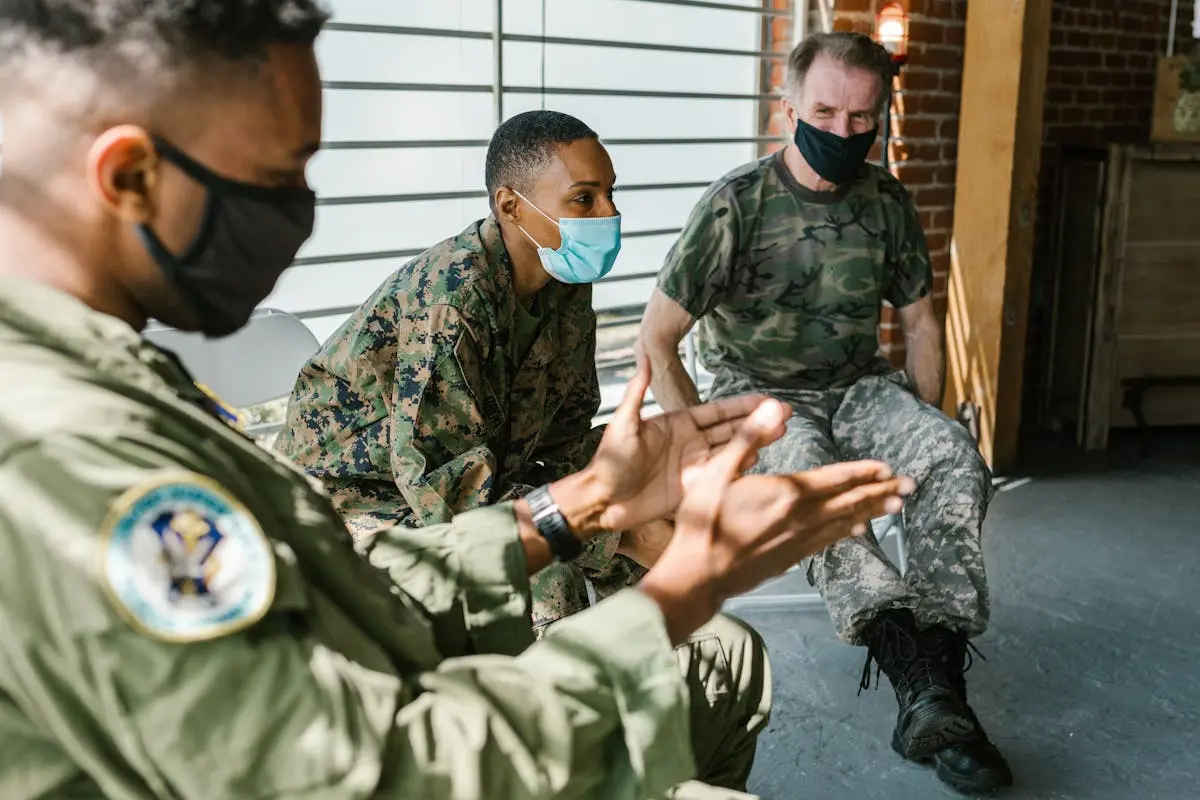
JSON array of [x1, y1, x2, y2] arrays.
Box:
[[0, 1, 329, 105], [485, 110, 598, 208]]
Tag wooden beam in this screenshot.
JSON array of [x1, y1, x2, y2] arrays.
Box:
[[942, 0, 1051, 473]]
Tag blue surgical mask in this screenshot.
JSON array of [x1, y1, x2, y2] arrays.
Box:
[[514, 190, 621, 284]]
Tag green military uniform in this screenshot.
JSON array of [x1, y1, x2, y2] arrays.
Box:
[[276, 216, 639, 633], [657, 152, 993, 645], [0, 277, 769, 799]]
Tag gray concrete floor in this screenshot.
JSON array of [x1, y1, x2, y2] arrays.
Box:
[[737, 427, 1200, 800]]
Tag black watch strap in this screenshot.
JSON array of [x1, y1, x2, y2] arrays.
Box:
[[526, 485, 584, 562]]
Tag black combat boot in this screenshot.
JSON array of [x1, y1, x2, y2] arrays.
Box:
[[860, 609, 975, 760], [914, 625, 1014, 795]]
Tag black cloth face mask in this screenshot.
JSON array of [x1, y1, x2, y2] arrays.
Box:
[[137, 136, 316, 338], [793, 118, 879, 186]]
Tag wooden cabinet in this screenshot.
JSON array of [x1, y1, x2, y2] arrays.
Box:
[[1041, 144, 1200, 449]]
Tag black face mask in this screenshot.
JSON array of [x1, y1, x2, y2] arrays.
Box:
[[793, 119, 878, 186], [137, 137, 316, 338]]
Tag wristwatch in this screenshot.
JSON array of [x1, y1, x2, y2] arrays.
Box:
[[526, 485, 584, 562]]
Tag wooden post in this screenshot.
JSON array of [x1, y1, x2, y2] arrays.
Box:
[[942, 0, 1052, 473]]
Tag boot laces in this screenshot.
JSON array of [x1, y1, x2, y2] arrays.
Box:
[[935, 628, 987, 673], [962, 639, 985, 673], [928, 628, 987, 702], [858, 615, 939, 697]]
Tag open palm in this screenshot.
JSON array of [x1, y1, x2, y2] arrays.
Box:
[[592, 356, 787, 532]]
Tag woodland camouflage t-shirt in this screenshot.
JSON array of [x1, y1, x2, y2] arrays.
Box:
[[657, 151, 933, 391]]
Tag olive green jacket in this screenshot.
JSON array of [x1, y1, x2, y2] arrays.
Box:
[[0, 278, 693, 799]]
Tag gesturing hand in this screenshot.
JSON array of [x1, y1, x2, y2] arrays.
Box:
[[637, 399, 914, 644], [586, 354, 788, 533], [706, 464, 913, 598]]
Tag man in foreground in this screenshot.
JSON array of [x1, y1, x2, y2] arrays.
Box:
[[637, 31, 1011, 795], [0, 4, 910, 798], [277, 109, 649, 636]]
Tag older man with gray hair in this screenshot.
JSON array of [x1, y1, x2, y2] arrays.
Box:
[[637, 31, 1012, 795]]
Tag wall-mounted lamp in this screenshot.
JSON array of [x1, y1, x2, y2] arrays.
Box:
[[874, 2, 910, 170], [876, 2, 910, 66]]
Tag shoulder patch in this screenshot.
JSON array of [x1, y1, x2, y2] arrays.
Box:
[[193, 381, 247, 432], [98, 474, 276, 643]]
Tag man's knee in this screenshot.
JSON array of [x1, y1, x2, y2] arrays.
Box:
[[687, 613, 767, 657], [921, 412, 993, 501], [676, 614, 772, 792], [752, 416, 837, 474], [678, 613, 772, 715], [848, 375, 991, 487], [663, 780, 763, 799]]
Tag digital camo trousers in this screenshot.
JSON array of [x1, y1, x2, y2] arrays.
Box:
[[710, 370, 994, 646]]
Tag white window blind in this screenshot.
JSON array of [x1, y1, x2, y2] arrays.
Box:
[[267, 0, 793, 345]]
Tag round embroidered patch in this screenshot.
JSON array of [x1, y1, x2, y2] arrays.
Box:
[[99, 474, 276, 642]]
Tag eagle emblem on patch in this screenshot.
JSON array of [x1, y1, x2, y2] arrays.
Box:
[[100, 475, 276, 642]]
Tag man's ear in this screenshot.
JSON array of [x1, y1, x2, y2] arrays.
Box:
[[780, 96, 800, 133], [494, 186, 521, 223], [86, 125, 158, 224]]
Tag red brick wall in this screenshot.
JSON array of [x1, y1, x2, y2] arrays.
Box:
[[1037, 0, 1196, 253], [761, 0, 795, 151], [1043, 0, 1195, 147]]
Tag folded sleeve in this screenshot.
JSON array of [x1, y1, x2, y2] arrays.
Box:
[[881, 178, 934, 309], [358, 503, 537, 657], [656, 188, 741, 320]]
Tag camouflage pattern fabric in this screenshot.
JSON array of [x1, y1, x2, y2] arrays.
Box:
[[709, 369, 993, 646], [658, 151, 984, 645], [276, 215, 639, 631], [657, 151, 933, 392]]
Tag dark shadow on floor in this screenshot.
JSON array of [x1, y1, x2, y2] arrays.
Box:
[[741, 427, 1200, 799]]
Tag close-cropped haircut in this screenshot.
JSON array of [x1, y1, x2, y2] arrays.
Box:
[[0, 1, 330, 113], [785, 31, 895, 115], [485, 110, 598, 208]]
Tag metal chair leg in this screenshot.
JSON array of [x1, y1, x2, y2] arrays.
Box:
[[684, 329, 699, 382], [724, 592, 828, 612]]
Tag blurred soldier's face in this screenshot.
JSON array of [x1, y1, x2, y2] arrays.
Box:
[[84, 43, 323, 335]]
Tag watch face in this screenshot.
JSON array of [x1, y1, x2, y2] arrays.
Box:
[[529, 486, 556, 517], [527, 487, 581, 562]]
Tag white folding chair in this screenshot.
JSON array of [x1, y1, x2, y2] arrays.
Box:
[[143, 308, 320, 440]]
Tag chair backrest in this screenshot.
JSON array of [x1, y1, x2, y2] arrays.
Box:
[[142, 309, 320, 409]]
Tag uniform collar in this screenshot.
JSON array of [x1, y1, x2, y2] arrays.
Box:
[[0, 276, 144, 352], [479, 214, 511, 279], [0, 276, 210, 402], [478, 215, 571, 366]]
